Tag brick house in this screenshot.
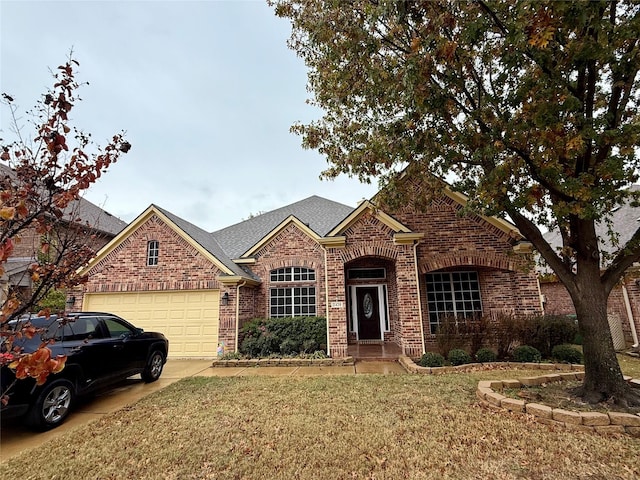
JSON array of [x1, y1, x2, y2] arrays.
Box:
[[539, 186, 640, 350], [73, 186, 542, 358], [0, 164, 126, 303]]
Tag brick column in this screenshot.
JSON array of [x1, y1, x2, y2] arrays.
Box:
[[325, 248, 348, 358]]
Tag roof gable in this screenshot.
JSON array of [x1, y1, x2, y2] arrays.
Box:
[[326, 200, 412, 237], [242, 215, 321, 258], [212, 195, 354, 259], [81, 205, 253, 279]]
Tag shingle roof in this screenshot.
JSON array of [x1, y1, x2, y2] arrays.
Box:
[[0, 163, 126, 236], [211, 195, 355, 259], [543, 185, 640, 265], [153, 205, 256, 279], [62, 197, 127, 236]]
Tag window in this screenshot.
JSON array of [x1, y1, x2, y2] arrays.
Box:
[[270, 266, 315, 282], [147, 240, 159, 266], [103, 317, 135, 338], [269, 267, 316, 317], [426, 271, 482, 334], [348, 268, 386, 280], [49, 316, 100, 341]]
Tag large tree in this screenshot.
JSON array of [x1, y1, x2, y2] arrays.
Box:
[[0, 58, 130, 396], [273, 0, 640, 406]]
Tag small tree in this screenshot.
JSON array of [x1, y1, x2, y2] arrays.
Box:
[[0, 56, 130, 401], [274, 1, 640, 406]]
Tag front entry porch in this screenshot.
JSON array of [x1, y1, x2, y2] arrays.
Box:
[[347, 342, 403, 361]]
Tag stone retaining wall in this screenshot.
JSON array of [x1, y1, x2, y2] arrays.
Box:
[[476, 372, 640, 437], [398, 355, 582, 375], [399, 355, 640, 437]]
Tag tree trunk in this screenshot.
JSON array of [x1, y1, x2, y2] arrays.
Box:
[[571, 270, 639, 406]]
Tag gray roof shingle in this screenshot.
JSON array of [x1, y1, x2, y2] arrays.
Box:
[[153, 205, 256, 279], [543, 185, 640, 266], [0, 162, 126, 236], [211, 195, 355, 259]]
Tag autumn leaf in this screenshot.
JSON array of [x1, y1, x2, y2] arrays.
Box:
[[0, 206, 16, 220]]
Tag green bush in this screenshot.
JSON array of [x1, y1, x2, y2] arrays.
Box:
[[279, 338, 300, 355], [239, 316, 327, 357], [475, 347, 497, 363], [513, 345, 542, 363], [418, 352, 445, 367], [551, 344, 583, 364], [447, 348, 472, 366], [522, 315, 578, 358]]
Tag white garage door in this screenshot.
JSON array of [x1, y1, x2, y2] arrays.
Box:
[[83, 290, 219, 358]]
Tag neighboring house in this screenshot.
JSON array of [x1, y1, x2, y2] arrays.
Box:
[[73, 183, 542, 359], [0, 163, 126, 303], [540, 186, 640, 350]]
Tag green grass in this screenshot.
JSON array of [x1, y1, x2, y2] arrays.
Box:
[[1, 359, 639, 479]]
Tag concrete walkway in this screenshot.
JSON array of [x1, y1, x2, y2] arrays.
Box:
[[0, 359, 405, 462]]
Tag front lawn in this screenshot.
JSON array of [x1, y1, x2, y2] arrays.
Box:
[[1, 361, 639, 479]]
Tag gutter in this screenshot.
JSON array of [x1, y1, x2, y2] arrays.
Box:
[[622, 283, 639, 348]]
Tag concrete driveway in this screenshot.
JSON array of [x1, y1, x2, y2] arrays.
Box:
[[0, 359, 212, 462]]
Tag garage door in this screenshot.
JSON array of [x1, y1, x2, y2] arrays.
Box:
[[83, 290, 219, 358]]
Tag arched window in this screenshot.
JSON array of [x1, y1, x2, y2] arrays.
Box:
[[269, 267, 316, 317]]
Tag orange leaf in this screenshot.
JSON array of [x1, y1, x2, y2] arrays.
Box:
[[0, 206, 16, 220]]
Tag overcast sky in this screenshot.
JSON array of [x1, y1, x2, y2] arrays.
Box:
[[1, 0, 378, 231]]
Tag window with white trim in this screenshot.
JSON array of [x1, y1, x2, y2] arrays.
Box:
[[147, 240, 159, 266], [426, 271, 482, 334], [269, 267, 316, 317], [270, 266, 315, 282]]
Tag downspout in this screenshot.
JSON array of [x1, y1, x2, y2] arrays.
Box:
[[234, 281, 247, 353], [536, 277, 545, 315], [413, 240, 426, 355], [323, 246, 331, 357], [622, 283, 639, 348]]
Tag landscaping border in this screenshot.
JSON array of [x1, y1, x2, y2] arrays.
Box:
[[400, 354, 640, 437], [211, 356, 355, 367], [476, 373, 640, 437]]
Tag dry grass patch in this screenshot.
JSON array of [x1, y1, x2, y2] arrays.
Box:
[[1, 369, 639, 480]]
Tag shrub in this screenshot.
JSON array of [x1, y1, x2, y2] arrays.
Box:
[[239, 316, 327, 357], [474, 347, 497, 363], [552, 344, 583, 364], [459, 315, 490, 356], [301, 338, 320, 353], [513, 345, 542, 363], [522, 315, 578, 358], [492, 313, 527, 359], [448, 348, 472, 366], [435, 316, 464, 357], [279, 338, 300, 356], [418, 352, 445, 367]]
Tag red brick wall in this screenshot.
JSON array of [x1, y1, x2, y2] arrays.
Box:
[[540, 278, 640, 347], [11, 225, 112, 259], [329, 212, 425, 357], [395, 195, 542, 351], [82, 215, 224, 295], [250, 222, 326, 319]]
